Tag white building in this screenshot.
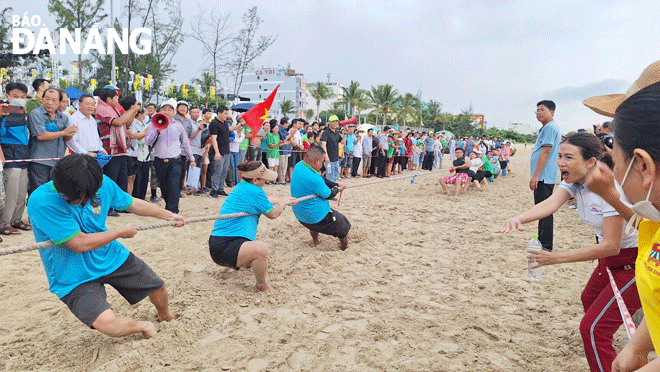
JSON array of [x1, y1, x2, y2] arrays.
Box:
[[508, 122, 536, 135], [305, 82, 346, 117], [238, 66, 307, 117]]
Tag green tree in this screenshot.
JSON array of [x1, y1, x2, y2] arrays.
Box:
[[447, 106, 476, 136], [307, 82, 333, 122], [396, 93, 420, 126], [225, 7, 276, 95], [305, 109, 315, 122], [279, 98, 294, 117], [192, 71, 215, 107], [338, 80, 365, 117], [367, 84, 399, 126], [0, 7, 12, 50], [48, 0, 107, 88], [89, 0, 184, 102], [189, 4, 231, 104]]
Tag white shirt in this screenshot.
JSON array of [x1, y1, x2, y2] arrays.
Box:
[[66, 110, 103, 153], [229, 130, 245, 153], [559, 181, 638, 248], [353, 136, 363, 157], [293, 130, 303, 147], [469, 158, 484, 172]]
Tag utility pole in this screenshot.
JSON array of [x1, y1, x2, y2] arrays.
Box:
[[110, 0, 116, 86]]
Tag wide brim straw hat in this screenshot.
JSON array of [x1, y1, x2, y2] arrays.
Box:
[[583, 60, 660, 117]]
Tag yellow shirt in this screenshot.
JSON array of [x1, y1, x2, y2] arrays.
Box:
[[636, 219, 660, 349]]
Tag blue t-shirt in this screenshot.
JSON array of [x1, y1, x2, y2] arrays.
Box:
[[465, 139, 474, 154], [279, 125, 291, 155], [27, 175, 134, 298], [345, 134, 356, 152], [211, 181, 274, 240], [530, 120, 562, 183], [0, 117, 29, 145], [291, 162, 331, 224]]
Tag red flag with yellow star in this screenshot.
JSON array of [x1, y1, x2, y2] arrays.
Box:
[[242, 85, 279, 133]]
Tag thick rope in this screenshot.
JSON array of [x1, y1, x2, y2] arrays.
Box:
[[0, 170, 441, 257]]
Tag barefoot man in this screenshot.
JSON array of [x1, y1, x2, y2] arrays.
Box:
[[27, 153, 184, 338], [290, 145, 351, 250]]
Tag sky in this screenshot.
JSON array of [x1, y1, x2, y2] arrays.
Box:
[[7, 0, 660, 133]]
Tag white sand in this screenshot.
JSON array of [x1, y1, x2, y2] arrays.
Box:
[[0, 149, 627, 371]]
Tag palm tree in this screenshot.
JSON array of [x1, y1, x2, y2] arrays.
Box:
[[279, 98, 294, 117], [338, 80, 365, 117], [305, 109, 315, 122], [397, 93, 421, 126], [367, 84, 399, 126], [192, 71, 215, 107], [355, 98, 371, 124], [307, 82, 334, 122]]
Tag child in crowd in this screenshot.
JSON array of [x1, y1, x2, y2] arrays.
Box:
[[266, 124, 282, 184], [386, 134, 395, 176]]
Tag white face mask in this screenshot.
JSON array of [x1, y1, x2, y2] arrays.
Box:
[[615, 156, 660, 235]]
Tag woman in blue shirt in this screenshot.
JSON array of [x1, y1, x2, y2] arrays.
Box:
[[209, 161, 296, 292]]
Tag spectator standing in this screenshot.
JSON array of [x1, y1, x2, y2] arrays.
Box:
[[0, 82, 31, 236], [209, 106, 241, 197], [144, 102, 196, 213], [25, 78, 50, 114], [530, 100, 562, 251], [362, 128, 374, 178], [320, 115, 345, 182], [27, 88, 76, 194]]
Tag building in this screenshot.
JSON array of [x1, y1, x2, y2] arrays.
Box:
[[237, 66, 307, 117], [508, 122, 536, 135]]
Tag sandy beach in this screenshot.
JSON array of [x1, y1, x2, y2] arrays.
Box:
[[0, 148, 625, 371]]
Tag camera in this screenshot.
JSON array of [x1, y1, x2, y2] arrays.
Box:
[[601, 135, 614, 149]]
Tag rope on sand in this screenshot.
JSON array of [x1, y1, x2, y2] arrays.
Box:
[[0, 170, 442, 257]]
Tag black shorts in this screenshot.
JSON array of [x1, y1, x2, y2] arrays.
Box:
[[127, 156, 139, 176], [299, 209, 351, 239], [209, 235, 250, 269], [60, 253, 164, 328]]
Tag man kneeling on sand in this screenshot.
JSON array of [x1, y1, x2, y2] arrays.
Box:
[[28, 153, 184, 338], [290, 145, 351, 250]]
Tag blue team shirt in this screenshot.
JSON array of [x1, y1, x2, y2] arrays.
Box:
[[290, 162, 331, 224], [211, 181, 274, 240], [530, 120, 562, 183], [27, 175, 134, 298]]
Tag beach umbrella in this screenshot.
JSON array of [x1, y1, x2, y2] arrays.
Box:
[[439, 130, 455, 139], [357, 124, 378, 134], [232, 102, 256, 113]]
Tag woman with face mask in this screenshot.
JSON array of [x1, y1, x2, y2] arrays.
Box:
[[498, 133, 639, 372], [581, 63, 660, 372]]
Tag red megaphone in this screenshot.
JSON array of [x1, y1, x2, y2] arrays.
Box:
[[339, 116, 358, 127], [151, 113, 169, 131]]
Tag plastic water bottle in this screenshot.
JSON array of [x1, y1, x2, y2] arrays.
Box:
[[528, 234, 543, 281]]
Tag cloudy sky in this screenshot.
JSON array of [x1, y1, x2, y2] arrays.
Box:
[[9, 0, 660, 132]]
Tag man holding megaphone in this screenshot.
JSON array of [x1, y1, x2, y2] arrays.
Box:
[[144, 102, 195, 214]]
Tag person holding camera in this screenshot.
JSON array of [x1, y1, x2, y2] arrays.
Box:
[[0, 82, 31, 237]]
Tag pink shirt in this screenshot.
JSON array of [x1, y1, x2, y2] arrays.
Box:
[[499, 147, 510, 161]]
